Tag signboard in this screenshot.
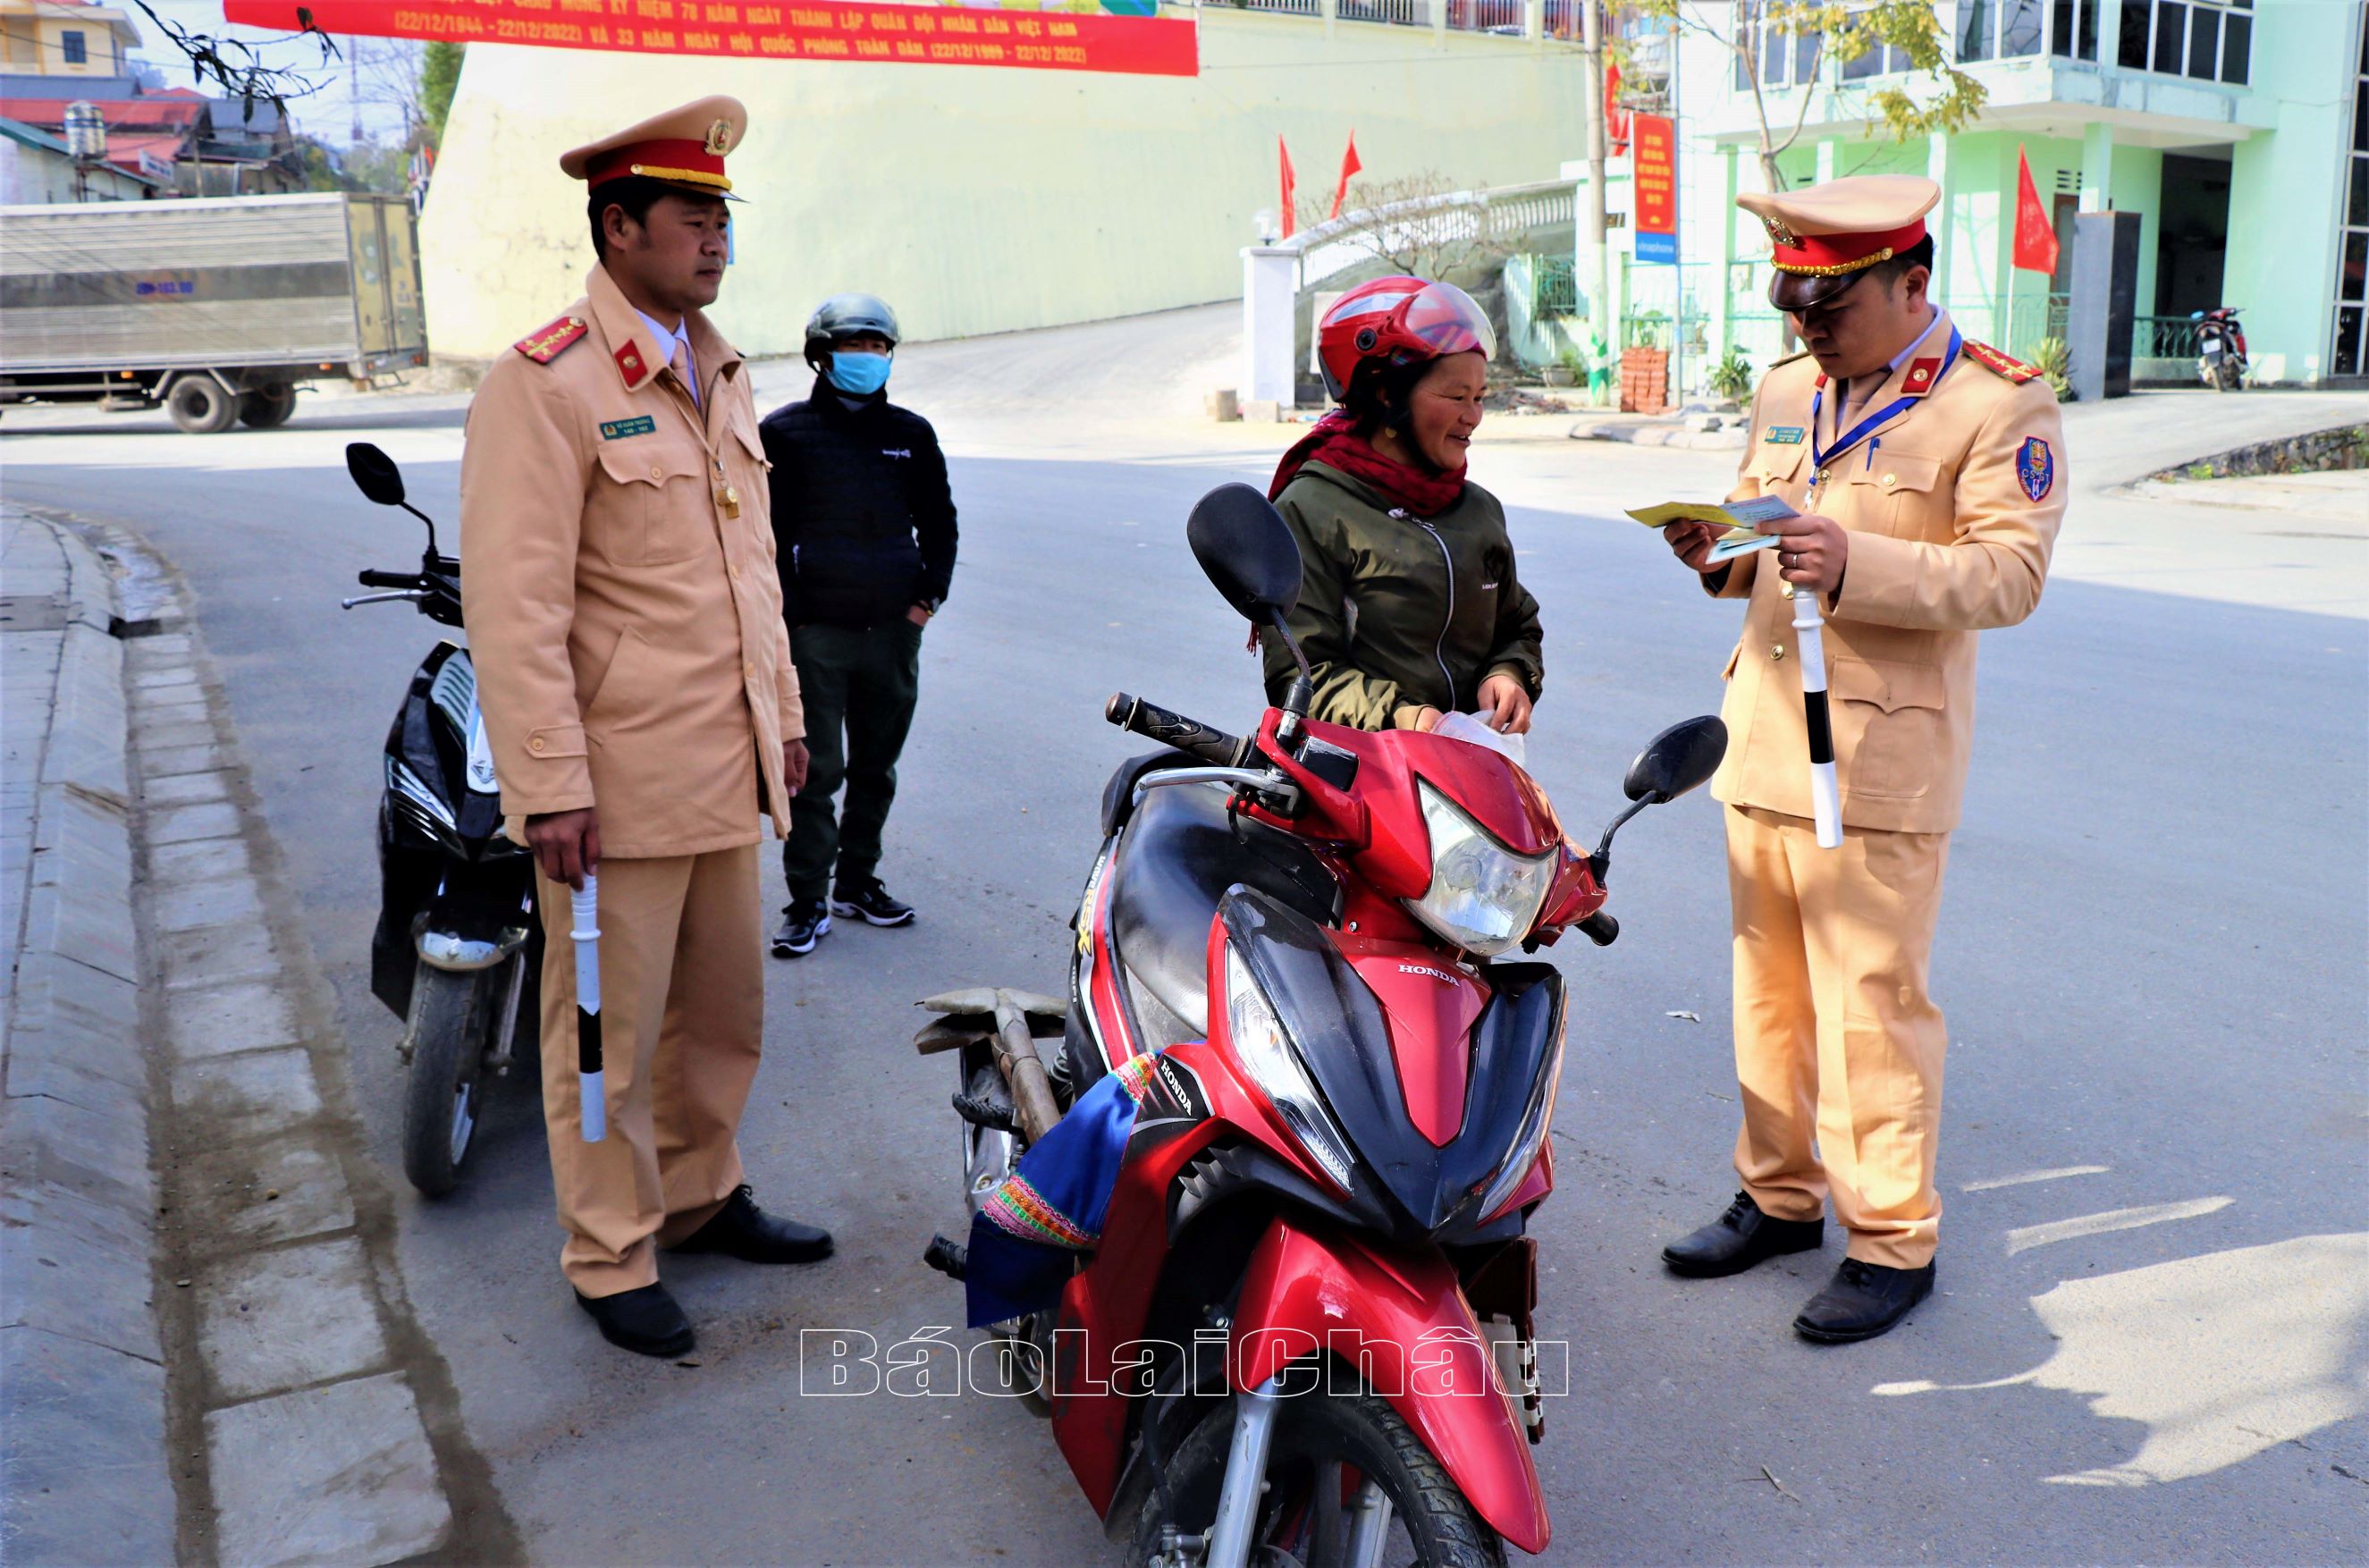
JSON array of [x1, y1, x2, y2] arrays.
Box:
[[223, 0, 1199, 76], [1631, 112, 1676, 265]]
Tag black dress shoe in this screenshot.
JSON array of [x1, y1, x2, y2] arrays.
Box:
[[1662, 1190, 1825, 1277], [670, 1184, 833, 1265], [1794, 1259, 1936, 1343], [575, 1282, 695, 1358]]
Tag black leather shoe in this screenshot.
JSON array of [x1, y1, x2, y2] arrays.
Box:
[[1794, 1259, 1936, 1343], [1662, 1190, 1825, 1277], [831, 878, 915, 928], [575, 1282, 695, 1359], [670, 1184, 833, 1265]]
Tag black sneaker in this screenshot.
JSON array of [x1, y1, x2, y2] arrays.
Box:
[[770, 899, 831, 957], [831, 878, 915, 928]]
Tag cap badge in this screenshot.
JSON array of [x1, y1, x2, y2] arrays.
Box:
[[705, 120, 732, 156], [1761, 215, 1804, 249]]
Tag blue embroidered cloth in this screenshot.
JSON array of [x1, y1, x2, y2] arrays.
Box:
[[965, 1053, 1158, 1328]]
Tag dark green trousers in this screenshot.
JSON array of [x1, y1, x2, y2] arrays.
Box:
[[784, 619, 923, 904]]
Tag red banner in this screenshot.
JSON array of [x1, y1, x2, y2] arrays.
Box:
[[2012, 144, 2060, 275], [224, 0, 1200, 76], [1631, 112, 1675, 264]]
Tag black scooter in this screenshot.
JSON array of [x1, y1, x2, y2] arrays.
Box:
[[342, 443, 542, 1197]]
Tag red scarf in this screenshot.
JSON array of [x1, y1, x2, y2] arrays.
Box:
[[1268, 410, 1466, 518]]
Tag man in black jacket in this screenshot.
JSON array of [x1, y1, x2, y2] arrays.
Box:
[[759, 293, 957, 956]]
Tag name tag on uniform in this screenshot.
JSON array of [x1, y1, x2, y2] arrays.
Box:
[[600, 416, 656, 441], [1763, 426, 1805, 444]]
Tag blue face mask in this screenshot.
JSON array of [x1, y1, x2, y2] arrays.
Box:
[[828, 350, 891, 396]]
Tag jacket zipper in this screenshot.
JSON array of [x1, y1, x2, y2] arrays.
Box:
[[1394, 509, 1457, 705]]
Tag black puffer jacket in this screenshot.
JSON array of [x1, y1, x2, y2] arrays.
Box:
[[758, 375, 957, 629]]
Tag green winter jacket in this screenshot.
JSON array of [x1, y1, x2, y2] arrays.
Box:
[[1262, 459, 1545, 731]]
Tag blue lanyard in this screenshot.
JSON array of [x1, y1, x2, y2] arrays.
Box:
[[1811, 327, 1961, 474]]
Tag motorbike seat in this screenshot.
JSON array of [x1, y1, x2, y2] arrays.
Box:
[[1106, 782, 1340, 1041]]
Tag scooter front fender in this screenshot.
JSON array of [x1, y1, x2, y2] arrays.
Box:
[[1229, 1218, 1550, 1555]]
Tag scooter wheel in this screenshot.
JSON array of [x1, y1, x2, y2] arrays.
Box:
[[401, 965, 491, 1198], [1132, 1385, 1506, 1567]]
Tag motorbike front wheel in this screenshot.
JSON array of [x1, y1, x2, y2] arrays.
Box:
[[400, 965, 492, 1198], [1132, 1387, 1505, 1568]]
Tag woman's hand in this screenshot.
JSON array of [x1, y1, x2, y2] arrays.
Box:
[[1478, 674, 1533, 735]]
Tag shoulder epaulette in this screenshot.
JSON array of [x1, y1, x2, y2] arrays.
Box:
[[1769, 348, 1813, 369], [514, 314, 589, 364], [1962, 340, 2041, 384]]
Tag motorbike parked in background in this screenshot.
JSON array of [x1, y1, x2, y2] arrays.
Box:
[[341, 443, 541, 1197], [2193, 306, 2248, 392], [923, 483, 1724, 1566]]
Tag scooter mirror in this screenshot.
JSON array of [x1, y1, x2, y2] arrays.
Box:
[[1186, 484, 1302, 624], [346, 443, 407, 508], [1623, 715, 1727, 804]]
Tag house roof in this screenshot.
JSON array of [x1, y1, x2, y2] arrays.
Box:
[[0, 113, 167, 185], [0, 94, 207, 132]]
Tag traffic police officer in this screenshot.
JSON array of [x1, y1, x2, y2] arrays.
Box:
[[459, 97, 831, 1360], [1659, 174, 2066, 1342]]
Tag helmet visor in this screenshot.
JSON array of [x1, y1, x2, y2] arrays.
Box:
[[1402, 282, 1497, 362]]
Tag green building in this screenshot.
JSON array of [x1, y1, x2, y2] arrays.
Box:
[[1592, 0, 2366, 392]]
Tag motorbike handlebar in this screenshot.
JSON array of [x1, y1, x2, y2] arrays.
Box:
[[1105, 693, 1246, 768], [1577, 911, 1620, 947], [357, 569, 418, 589]]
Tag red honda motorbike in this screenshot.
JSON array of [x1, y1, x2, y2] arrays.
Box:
[[929, 484, 1723, 1566]]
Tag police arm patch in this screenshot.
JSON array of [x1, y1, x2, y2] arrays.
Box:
[[514, 315, 587, 363], [2016, 436, 2054, 502]]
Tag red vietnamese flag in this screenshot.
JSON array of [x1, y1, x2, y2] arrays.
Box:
[[1279, 136, 1297, 239], [2013, 145, 2060, 275], [1328, 131, 1362, 221]]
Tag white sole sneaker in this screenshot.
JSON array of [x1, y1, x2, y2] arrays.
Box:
[[770, 914, 831, 957], [830, 898, 915, 929]]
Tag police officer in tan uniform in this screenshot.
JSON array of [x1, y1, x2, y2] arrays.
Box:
[[1659, 174, 2066, 1342], [459, 97, 830, 1359]]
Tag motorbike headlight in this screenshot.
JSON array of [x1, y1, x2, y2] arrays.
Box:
[[1471, 1001, 1566, 1223], [1405, 780, 1555, 958], [1224, 946, 1358, 1191]]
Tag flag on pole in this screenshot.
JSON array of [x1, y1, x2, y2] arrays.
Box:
[[1278, 136, 1297, 239], [1328, 131, 1362, 221], [2012, 145, 2059, 275]]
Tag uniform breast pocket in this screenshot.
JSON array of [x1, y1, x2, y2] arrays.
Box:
[[594, 443, 707, 565], [1830, 655, 1943, 797], [1741, 439, 1808, 498], [1845, 451, 1946, 540]]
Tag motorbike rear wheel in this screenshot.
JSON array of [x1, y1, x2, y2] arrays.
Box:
[[1131, 1387, 1505, 1568], [401, 965, 491, 1198]]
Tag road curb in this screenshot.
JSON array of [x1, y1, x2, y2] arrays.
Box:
[[0, 506, 175, 1566]]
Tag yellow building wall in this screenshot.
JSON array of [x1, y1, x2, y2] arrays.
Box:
[[422, 12, 1589, 360]]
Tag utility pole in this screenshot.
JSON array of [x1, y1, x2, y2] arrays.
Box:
[[1580, 0, 1609, 406], [349, 42, 364, 146]]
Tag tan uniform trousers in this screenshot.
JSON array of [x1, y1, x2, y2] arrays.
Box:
[[535, 846, 763, 1296], [1726, 805, 1952, 1269]]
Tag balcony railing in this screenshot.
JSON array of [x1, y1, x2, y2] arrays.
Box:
[[1205, 0, 1576, 39]]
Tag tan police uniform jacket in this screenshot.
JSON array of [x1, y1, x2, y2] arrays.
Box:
[[459, 263, 804, 859], [1707, 308, 2066, 834]]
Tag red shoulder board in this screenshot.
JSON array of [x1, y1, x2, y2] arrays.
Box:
[[1962, 340, 2040, 384], [514, 314, 587, 364]]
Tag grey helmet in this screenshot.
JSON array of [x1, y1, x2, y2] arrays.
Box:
[[805, 292, 900, 362]]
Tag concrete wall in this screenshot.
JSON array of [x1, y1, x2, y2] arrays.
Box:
[[421, 13, 1589, 360], [2223, 0, 2357, 385]]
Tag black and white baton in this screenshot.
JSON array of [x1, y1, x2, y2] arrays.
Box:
[[1787, 585, 1844, 850], [570, 876, 607, 1142]]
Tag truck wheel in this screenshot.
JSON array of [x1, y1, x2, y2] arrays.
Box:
[[400, 965, 491, 1198], [166, 375, 240, 434], [239, 383, 297, 428]]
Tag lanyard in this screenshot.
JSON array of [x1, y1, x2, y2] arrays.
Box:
[[1811, 326, 1961, 475]]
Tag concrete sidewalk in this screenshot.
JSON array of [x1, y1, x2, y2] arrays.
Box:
[[0, 506, 171, 1564]]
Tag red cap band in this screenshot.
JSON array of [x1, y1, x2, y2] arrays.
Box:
[[585, 139, 729, 190], [1769, 218, 1927, 275]]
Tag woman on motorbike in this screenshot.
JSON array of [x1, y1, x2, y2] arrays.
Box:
[[1263, 276, 1544, 734]]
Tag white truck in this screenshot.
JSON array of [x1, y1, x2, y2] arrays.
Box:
[[0, 191, 427, 434]]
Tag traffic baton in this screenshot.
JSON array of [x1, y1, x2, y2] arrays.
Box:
[[1788, 585, 1844, 850], [570, 875, 607, 1142]]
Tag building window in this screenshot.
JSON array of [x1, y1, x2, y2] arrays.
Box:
[[1732, 2, 1822, 91], [1962, 0, 2045, 58], [2334, 4, 2369, 380], [2051, 0, 2099, 60], [2114, 0, 2249, 84], [1837, 7, 1909, 79], [59, 29, 86, 63]]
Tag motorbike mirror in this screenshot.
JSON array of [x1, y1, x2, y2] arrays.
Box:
[[1623, 715, 1728, 805], [346, 443, 406, 507], [1187, 484, 1302, 623]]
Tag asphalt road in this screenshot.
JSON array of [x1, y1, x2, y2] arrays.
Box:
[[7, 314, 2365, 1565]]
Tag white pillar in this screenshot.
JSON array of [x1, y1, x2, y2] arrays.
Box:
[[1241, 246, 1300, 411], [1709, 143, 1737, 382], [2079, 121, 2113, 214], [1321, 0, 1336, 39], [1524, 0, 1542, 44]]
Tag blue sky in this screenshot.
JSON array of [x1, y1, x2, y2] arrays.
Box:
[[124, 0, 417, 143]]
